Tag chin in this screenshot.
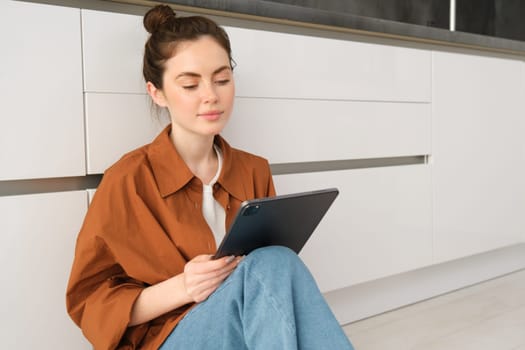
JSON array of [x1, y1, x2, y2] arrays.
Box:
[[204, 121, 229, 135], [200, 126, 226, 137]]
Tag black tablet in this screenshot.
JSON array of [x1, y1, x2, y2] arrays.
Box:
[[213, 188, 339, 259]]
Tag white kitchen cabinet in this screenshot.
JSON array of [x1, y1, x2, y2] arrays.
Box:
[[224, 97, 430, 163], [0, 191, 90, 349], [80, 9, 431, 173], [274, 164, 433, 292], [0, 1, 85, 180], [82, 9, 148, 93], [227, 26, 431, 102], [81, 9, 431, 103], [84, 93, 169, 174], [81, 9, 167, 173], [432, 51, 525, 263], [85, 92, 430, 173]]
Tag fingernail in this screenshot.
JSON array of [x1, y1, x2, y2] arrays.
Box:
[[226, 255, 235, 263]]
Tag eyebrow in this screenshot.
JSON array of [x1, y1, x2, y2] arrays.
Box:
[[175, 65, 231, 79]]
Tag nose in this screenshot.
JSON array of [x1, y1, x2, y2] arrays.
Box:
[[201, 81, 218, 104]]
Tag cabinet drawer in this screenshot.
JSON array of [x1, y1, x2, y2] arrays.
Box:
[[224, 98, 430, 163], [274, 165, 432, 292], [228, 26, 431, 102]]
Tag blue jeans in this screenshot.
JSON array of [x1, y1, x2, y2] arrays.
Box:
[[160, 246, 354, 349]]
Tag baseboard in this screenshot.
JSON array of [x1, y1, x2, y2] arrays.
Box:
[[325, 243, 525, 325]]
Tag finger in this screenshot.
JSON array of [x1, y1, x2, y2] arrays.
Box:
[[201, 256, 240, 280], [193, 264, 235, 291], [187, 261, 239, 300], [193, 271, 232, 302], [188, 256, 240, 284], [197, 259, 242, 300], [186, 255, 237, 275], [187, 273, 224, 302], [191, 254, 213, 262]]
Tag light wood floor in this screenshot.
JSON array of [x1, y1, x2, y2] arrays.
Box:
[[343, 269, 525, 350]]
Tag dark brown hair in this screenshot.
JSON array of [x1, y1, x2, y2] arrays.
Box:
[[143, 5, 233, 89]]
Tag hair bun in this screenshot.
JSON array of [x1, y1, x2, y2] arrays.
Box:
[[143, 5, 176, 34]]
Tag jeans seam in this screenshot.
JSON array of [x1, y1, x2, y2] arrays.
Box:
[[250, 267, 297, 337]]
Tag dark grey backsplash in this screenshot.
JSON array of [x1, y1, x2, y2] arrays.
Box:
[[457, 0, 525, 42], [264, 0, 449, 29], [265, 0, 525, 42]]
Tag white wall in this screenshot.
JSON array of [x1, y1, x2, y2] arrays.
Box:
[[1, 1, 524, 348]]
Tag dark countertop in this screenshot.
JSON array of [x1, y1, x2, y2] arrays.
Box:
[[158, 0, 525, 56]]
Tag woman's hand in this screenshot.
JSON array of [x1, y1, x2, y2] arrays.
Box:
[[183, 255, 242, 303], [129, 255, 240, 326]]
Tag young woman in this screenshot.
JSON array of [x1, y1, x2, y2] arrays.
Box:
[[66, 5, 354, 350]]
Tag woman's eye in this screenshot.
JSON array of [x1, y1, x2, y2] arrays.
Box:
[[215, 79, 230, 85], [182, 85, 198, 90]]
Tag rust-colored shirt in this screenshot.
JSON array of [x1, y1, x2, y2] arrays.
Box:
[[66, 125, 275, 349]]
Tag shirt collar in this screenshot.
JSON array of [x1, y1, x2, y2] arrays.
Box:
[[214, 135, 246, 201], [148, 124, 246, 201]]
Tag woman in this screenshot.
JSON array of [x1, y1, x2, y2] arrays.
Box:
[[67, 5, 354, 350]]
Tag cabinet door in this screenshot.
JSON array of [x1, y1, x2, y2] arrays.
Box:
[[84, 93, 169, 174], [0, 1, 85, 180], [82, 10, 147, 93], [274, 165, 433, 292], [432, 51, 525, 263], [0, 191, 91, 349]]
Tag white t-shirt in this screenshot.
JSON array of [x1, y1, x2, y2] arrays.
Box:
[[202, 145, 226, 246]]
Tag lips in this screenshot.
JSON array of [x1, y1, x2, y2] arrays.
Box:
[[198, 110, 223, 121]]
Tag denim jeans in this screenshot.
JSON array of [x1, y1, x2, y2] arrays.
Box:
[[160, 246, 354, 349]]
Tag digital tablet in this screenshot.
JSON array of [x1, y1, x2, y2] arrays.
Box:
[[213, 188, 339, 259]]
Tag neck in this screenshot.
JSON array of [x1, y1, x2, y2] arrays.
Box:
[[170, 129, 218, 184]]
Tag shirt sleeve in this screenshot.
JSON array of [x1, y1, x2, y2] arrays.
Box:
[[266, 160, 277, 197], [66, 175, 146, 350]]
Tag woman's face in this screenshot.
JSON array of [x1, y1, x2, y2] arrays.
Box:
[[149, 35, 235, 139]]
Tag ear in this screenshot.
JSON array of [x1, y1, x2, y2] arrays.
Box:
[[146, 81, 168, 107]]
